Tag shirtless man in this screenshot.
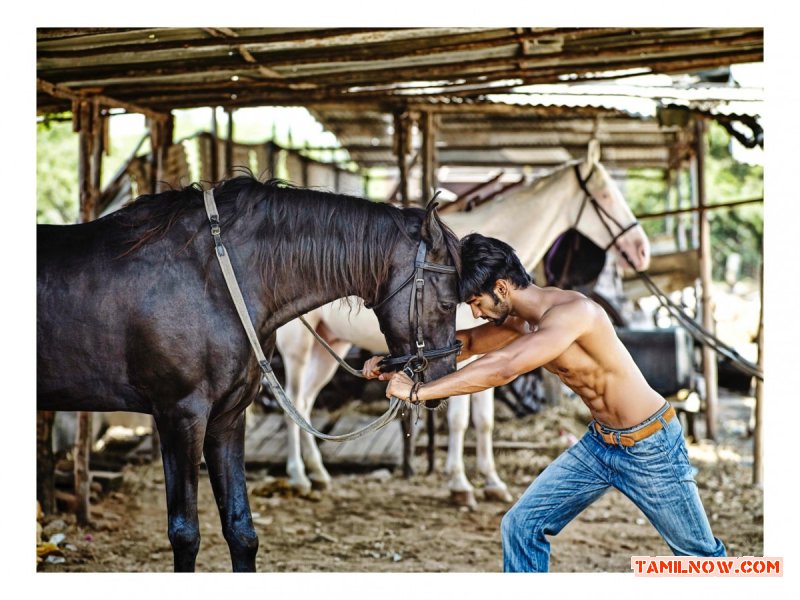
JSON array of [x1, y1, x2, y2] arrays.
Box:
[[363, 233, 725, 572]]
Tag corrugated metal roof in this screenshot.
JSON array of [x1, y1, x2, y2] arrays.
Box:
[[37, 27, 763, 114], [37, 27, 762, 172]]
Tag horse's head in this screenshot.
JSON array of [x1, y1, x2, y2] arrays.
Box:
[[370, 202, 461, 409], [573, 140, 651, 272]]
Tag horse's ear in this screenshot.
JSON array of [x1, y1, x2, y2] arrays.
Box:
[[421, 200, 445, 249], [587, 139, 601, 165]]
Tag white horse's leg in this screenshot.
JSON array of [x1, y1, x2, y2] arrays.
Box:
[[297, 337, 354, 491], [276, 318, 317, 494], [445, 393, 477, 509], [472, 388, 513, 503]]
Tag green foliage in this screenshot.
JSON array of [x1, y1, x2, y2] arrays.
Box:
[[37, 117, 78, 224], [621, 169, 668, 240], [705, 121, 763, 280], [622, 120, 763, 281]]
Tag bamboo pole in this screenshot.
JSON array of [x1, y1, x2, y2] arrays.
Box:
[[635, 197, 763, 220], [695, 118, 719, 442]]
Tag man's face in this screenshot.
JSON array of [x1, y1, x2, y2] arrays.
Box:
[[466, 290, 511, 326]]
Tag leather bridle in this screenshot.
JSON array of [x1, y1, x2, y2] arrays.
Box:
[[573, 164, 640, 252], [365, 238, 462, 379]]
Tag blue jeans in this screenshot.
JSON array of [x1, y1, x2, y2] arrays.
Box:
[[501, 403, 726, 572]]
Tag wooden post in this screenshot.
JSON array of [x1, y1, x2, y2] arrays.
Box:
[[675, 168, 687, 251], [36, 411, 56, 514], [90, 104, 104, 195], [74, 97, 102, 526], [149, 114, 173, 193], [689, 161, 700, 250], [225, 107, 235, 177], [148, 117, 159, 194], [210, 107, 219, 181], [394, 110, 410, 206], [421, 113, 437, 464], [265, 141, 277, 178], [420, 111, 436, 206], [663, 168, 674, 241], [163, 113, 174, 185], [695, 118, 719, 442], [753, 259, 764, 486]]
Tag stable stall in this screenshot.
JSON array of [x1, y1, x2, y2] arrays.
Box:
[[36, 27, 764, 571]]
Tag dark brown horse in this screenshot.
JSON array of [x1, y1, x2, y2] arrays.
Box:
[[37, 176, 461, 571]]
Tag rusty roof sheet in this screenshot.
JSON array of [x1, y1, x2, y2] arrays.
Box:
[[37, 27, 763, 115]]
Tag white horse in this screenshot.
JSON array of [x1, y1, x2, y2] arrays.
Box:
[[274, 142, 651, 505]]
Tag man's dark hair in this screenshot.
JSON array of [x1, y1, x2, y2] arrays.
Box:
[[459, 233, 532, 301]]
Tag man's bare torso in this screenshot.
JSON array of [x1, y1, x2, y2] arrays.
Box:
[[531, 289, 665, 429]]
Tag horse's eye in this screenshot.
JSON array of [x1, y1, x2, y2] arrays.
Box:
[[439, 302, 456, 312]]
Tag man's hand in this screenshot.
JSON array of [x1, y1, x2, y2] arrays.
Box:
[[385, 371, 414, 402], [361, 355, 395, 381]]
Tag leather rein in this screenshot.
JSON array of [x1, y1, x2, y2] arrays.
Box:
[[203, 188, 459, 441]]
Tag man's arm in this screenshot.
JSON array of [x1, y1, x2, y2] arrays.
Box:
[[390, 300, 595, 402], [361, 315, 527, 380], [456, 316, 529, 362]]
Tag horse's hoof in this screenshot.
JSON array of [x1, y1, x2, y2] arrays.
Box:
[[449, 490, 477, 510], [483, 486, 513, 503], [288, 479, 312, 496], [310, 477, 331, 491]]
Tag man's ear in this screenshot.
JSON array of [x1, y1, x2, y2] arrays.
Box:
[[495, 279, 509, 298]]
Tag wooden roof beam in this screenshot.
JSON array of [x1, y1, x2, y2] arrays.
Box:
[[37, 78, 169, 121], [91, 44, 761, 107]]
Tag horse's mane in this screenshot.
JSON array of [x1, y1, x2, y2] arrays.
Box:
[[524, 159, 583, 196], [118, 175, 460, 307]]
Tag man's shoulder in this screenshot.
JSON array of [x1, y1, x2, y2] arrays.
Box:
[[542, 292, 599, 322]]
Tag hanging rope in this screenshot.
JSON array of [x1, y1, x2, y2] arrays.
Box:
[[579, 179, 764, 382]]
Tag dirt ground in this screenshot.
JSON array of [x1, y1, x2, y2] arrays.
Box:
[[37, 390, 762, 573]]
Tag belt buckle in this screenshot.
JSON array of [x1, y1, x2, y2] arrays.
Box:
[[595, 422, 635, 447], [595, 422, 616, 446]]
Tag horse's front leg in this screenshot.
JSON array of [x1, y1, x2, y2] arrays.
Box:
[[154, 398, 209, 572], [445, 393, 476, 508], [277, 322, 315, 494], [471, 388, 512, 503], [298, 339, 353, 490], [204, 410, 259, 572]]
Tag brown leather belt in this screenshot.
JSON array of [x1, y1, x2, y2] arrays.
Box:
[[593, 405, 676, 447]]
